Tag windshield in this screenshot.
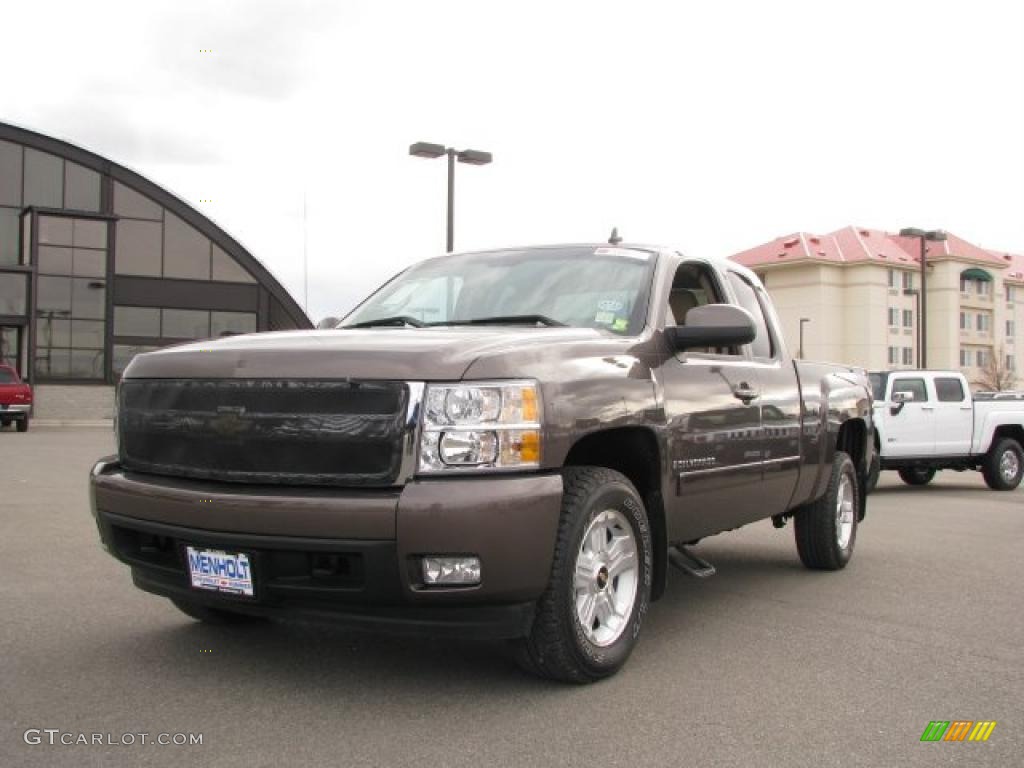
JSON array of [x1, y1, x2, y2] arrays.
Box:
[[342, 246, 656, 335]]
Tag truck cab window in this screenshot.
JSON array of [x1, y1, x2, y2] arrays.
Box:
[[726, 271, 774, 359], [891, 378, 928, 402], [935, 377, 965, 402]]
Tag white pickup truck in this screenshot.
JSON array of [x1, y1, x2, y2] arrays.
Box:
[[866, 370, 1024, 491]]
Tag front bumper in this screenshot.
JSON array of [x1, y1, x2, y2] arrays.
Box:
[[89, 459, 564, 639]]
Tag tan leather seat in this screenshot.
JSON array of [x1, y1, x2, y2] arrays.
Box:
[[669, 289, 699, 326]]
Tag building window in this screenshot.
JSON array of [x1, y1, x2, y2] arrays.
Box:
[[959, 311, 969, 330], [211, 311, 257, 337], [162, 212, 211, 280], [902, 272, 914, 291], [0, 140, 22, 207], [976, 349, 989, 368], [23, 148, 64, 208], [1007, 320, 1015, 338], [64, 162, 101, 212], [1007, 285, 1017, 304], [115, 219, 162, 276], [976, 313, 990, 333], [112, 344, 159, 376], [888, 308, 899, 327], [888, 346, 899, 366], [113, 182, 163, 220], [161, 308, 211, 340], [211, 245, 256, 283], [902, 309, 913, 328], [0, 272, 28, 315], [901, 347, 914, 366], [888, 269, 898, 289], [113, 306, 161, 337], [0, 208, 20, 266], [960, 277, 969, 294], [959, 349, 970, 367], [978, 280, 991, 297], [1008, 355, 1016, 372]]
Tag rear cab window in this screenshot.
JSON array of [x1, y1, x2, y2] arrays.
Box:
[[726, 271, 775, 359], [935, 377, 966, 402]]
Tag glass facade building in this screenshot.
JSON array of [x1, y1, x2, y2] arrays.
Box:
[[0, 122, 310, 383]]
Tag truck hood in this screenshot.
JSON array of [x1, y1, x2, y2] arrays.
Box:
[[123, 327, 617, 381]]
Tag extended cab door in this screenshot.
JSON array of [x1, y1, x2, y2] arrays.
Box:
[[931, 375, 973, 455], [882, 375, 935, 457], [658, 260, 765, 540]]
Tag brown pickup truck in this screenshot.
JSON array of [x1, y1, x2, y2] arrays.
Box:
[[90, 244, 874, 682]]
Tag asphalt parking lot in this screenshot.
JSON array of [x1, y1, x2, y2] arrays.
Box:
[[1, 427, 1020, 767]]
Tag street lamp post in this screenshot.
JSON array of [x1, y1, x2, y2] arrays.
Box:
[[898, 228, 947, 369], [903, 287, 921, 368], [409, 142, 493, 252], [798, 317, 811, 359]]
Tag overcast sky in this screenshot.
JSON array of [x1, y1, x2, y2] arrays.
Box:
[[2, 0, 1022, 323]]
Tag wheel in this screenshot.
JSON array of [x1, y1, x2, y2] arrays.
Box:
[[514, 467, 652, 683], [15, 417, 28, 433], [170, 598, 268, 624], [898, 467, 935, 486], [981, 438, 1023, 491], [866, 453, 880, 494], [0, 418, 10, 428], [794, 451, 858, 570]]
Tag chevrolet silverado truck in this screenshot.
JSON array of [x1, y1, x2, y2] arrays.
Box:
[[866, 370, 1024, 491], [89, 244, 873, 682], [0, 364, 32, 432]]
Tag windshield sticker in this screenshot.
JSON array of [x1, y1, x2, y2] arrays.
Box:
[[593, 247, 650, 261], [612, 317, 629, 331], [597, 299, 624, 312], [594, 310, 616, 325]]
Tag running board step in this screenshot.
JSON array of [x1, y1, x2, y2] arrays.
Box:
[[668, 546, 716, 578]]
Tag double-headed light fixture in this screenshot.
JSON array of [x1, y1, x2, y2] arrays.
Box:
[[409, 142, 493, 252]]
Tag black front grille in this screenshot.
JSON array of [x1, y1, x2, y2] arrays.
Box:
[[119, 379, 409, 486]]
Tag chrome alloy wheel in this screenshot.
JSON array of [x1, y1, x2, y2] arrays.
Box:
[[1000, 449, 1020, 483], [574, 508, 639, 647], [836, 474, 855, 550]]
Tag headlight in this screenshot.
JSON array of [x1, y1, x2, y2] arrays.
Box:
[[419, 380, 541, 473]]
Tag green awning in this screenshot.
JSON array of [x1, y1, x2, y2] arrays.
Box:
[[961, 268, 992, 282]]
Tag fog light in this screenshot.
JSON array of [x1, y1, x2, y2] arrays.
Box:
[[421, 556, 481, 586]]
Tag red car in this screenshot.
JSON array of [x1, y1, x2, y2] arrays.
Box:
[[0, 364, 32, 432]]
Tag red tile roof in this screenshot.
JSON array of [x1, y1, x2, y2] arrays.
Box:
[[731, 226, 1014, 270]]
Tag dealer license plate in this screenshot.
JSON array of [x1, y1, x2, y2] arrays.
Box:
[[185, 546, 254, 597]]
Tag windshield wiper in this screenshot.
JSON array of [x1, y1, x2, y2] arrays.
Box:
[[434, 314, 568, 328], [346, 315, 425, 329]]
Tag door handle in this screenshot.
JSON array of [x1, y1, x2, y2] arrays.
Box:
[[921, 405, 935, 411], [732, 385, 759, 403], [960, 406, 972, 411]]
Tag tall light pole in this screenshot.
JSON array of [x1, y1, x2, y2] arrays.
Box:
[[409, 142, 493, 252], [899, 228, 946, 369], [903, 287, 921, 367], [798, 317, 811, 359]]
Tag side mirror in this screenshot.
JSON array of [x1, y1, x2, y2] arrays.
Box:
[[890, 390, 911, 415], [666, 304, 757, 351]]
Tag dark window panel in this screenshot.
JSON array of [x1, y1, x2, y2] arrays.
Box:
[[23, 149, 64, 208], [161, 308, 209, 339], [113, 275, 257, 312], [0, 326, 19, 369], [0, 208, 20, 266], [115, 219, 162, 276], [36, 317, 71, 347], [113, 306, 160, 337], [64, 162, 101, 212], [69, 348, 105, 379], [73, 219, 107, 249], [37, 245, 73, 275], [71, 319, 105, 349], [38, 215, 73, 246], [163, 212, 210, 280], [113, 181, 162, 220], [73, 248, 107, 278], [35, 348, 71, 378], [72, 277, 106, 320], [0, 272, 28, 315], [21, 214, 30, 265], [36, 275, 72, 313], [211, 245, 256, 283], [113, 344, 158, 375], [211, 310, 257, 337], [0, 141, 21, 206]]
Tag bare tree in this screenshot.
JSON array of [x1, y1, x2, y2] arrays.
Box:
[[974, 345, 1018, 391]]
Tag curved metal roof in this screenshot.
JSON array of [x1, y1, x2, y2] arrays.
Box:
[[0, 120, 311, 329]]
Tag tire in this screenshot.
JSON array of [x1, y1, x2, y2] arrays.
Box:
[[898, 467, 935, 486], [981, 438, 1024, 491], [866, 453, 880, 494], [0, 418, 10, 428], [794, 451, 858, 571], [170, 598, 268, 625], [15, 417, 28, 433], [514, 467, 653, 683]]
